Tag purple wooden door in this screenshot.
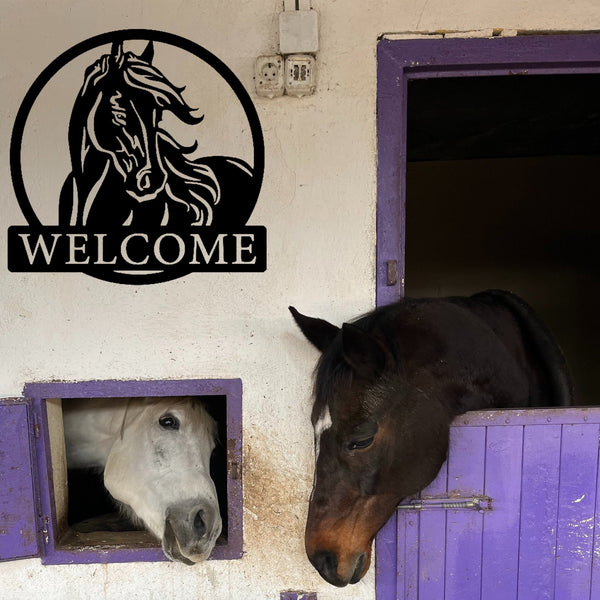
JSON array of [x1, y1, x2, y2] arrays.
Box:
[[375, 33, 600, 600], [0, 399, 39, 561], [376, 408, 600, 599]]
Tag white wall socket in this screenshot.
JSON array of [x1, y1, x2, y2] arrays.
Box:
[[255, 55, 284, 98]]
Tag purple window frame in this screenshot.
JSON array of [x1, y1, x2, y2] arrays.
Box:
[[21, 378, 243, 565], [375, 33, 600, 597]]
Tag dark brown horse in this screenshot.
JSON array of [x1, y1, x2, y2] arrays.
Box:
[[290, 290, 572, 587]]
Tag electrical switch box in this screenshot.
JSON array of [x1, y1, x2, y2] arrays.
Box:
[[285, 54, 316, 97], [279, 10, 319, 55]]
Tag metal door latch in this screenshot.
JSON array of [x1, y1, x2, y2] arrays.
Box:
[[397, 495, 492, 513]]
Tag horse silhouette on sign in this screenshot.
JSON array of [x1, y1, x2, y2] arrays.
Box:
[[59, 41, 254, 228]]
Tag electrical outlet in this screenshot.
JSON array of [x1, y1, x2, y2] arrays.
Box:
[[255, 55, 284, 98], [285, 54, 316, 97]]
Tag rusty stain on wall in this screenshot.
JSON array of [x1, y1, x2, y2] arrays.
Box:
[[243, 426, 313, 567]]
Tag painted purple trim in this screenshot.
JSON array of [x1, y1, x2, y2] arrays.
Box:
[[375, 33, 600, 306], [417, 452, 448, 598], [517, 425, 561, 599], [22, 378, 243, 564], [23, 378, 238, 399], [591, 441, 600, 599], [452, 407, 600, 427], [481, 426, 523, 599], [279, 592, 317, 600], [224, 379, 244, 560], [445, 426, 486, 599], [553, 424, 598, 598], [0, 399, 39, 561], [375, 514, 398, 600], [375, 34, 600, 596], [376, 40, 407, 306]]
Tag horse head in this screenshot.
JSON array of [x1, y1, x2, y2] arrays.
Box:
[[103, 397, 222, 564], [74, 40, 203, 204], [290, 307, 452, 587]]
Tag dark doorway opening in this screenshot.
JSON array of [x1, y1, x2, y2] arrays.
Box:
[[405, 74, 600, 404]]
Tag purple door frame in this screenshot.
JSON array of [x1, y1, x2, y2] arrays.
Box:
[[375, 33, 600, 599], [376, 33, 600, 307]]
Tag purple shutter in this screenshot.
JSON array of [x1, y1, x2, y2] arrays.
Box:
[[0, 399, 39, 561], [376, 408, 600, 600]]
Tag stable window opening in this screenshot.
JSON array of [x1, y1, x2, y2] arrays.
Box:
[[1, 379, 242, 564]]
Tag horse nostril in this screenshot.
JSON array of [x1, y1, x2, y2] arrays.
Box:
[[193, 510, 206, 539], [139, 173, 151, 190], [350, 553, 366, 584], [310, 551, 339, 585]]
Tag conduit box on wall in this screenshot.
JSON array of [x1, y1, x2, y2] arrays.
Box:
[[279, 9, 319, 54]]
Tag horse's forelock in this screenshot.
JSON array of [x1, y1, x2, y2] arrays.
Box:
[[80, 57, 111, 97], [190, 399, 219, 444], [313, 340, 355, 415]]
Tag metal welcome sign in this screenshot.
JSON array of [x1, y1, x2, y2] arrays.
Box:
[[8, 29, 266, 284]]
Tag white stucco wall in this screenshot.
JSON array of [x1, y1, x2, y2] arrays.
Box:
[[1, 1, 599, 599]]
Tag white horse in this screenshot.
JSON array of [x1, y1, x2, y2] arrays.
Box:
[[62, 396, 222, 564]]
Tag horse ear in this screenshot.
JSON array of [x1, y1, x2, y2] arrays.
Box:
[[341, 323, 387, 380], [139, 41, 154, 64], [111, 41, 124, 64], [289, 306, 339, 352]]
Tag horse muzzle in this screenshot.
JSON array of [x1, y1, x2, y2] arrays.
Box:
[[305, 517, 373, 586], [304, 496, 382, 586], [123, 165, 167, 202], [162, 500, 221, 564], [307, 546, 371, 587]]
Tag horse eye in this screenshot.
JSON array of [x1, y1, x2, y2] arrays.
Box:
[[159, 414, 180, 430], [348, 436, 375, 451]]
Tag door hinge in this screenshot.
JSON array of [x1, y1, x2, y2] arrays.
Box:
[[397, 495, 492, 513], [386, 260, 398, 286]]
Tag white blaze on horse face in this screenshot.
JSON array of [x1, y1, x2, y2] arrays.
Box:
[[314, 404, 332, 462], [311, 403, 332, 500]]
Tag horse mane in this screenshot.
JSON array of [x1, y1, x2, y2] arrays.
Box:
[[313, 335, 352, 413], [157, 131, 222, 225], [467, 290, 574, 406], [80, 48, 203, 126], [313, 303, 410, 411], [120, 56, 204, 126]]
